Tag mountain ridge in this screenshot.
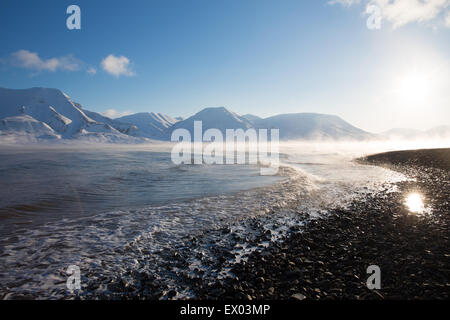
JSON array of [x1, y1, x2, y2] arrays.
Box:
[[2, 87, 447, 144]]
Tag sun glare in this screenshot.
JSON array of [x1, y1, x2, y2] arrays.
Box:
[[395, 72, 431, 103]]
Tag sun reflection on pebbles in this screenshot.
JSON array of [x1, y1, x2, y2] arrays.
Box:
[[405, 192, 426, 215]]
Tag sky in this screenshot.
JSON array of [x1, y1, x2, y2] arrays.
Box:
[[0, 0, 449, 133]]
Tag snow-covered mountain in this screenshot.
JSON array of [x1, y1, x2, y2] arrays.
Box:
[[168, 109, 372, 140], [1, 87, 382, 143], [168, 107, 253, 138], [116, 112, 179, 139], [425, 125, 450, 138], [253, 113, 373, 140], [380, 128, 424, 139], [0, 87, 145, 143]]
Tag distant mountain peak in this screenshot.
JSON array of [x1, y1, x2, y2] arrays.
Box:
[[168, 106, 253, 137], [199, 106, 228, 112]]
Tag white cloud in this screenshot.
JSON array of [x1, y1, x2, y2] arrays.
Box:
[[328, 0, 361, 6], [369, 0, 450, 29], [101, 109, 133, 119], [10, 50, 82, 72], [101, 54, 135, 77], [330, 0, 450, 29], [446, 11, 450, 26]]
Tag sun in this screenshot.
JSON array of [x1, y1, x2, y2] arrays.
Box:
[[395, 71, 431, 103]]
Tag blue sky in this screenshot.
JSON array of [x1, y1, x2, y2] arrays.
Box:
[[0, 0, 449, 132]]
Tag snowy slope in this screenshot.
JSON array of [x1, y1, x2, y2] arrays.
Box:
[[116, 112, 179, 139], [0, 114, 60, 140], [82, 109, 140, 136], [23, 105, 72, 134]]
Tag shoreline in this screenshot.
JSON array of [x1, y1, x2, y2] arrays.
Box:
[[2, 148, 448, 300], [190, 148, 450, 300]]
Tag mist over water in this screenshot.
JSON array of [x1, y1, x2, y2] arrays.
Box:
[[0, 149, 280, 229], [0, 139, 447, 298]]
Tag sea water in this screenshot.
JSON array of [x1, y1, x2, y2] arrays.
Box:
[[0, 143, 407, 299]]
